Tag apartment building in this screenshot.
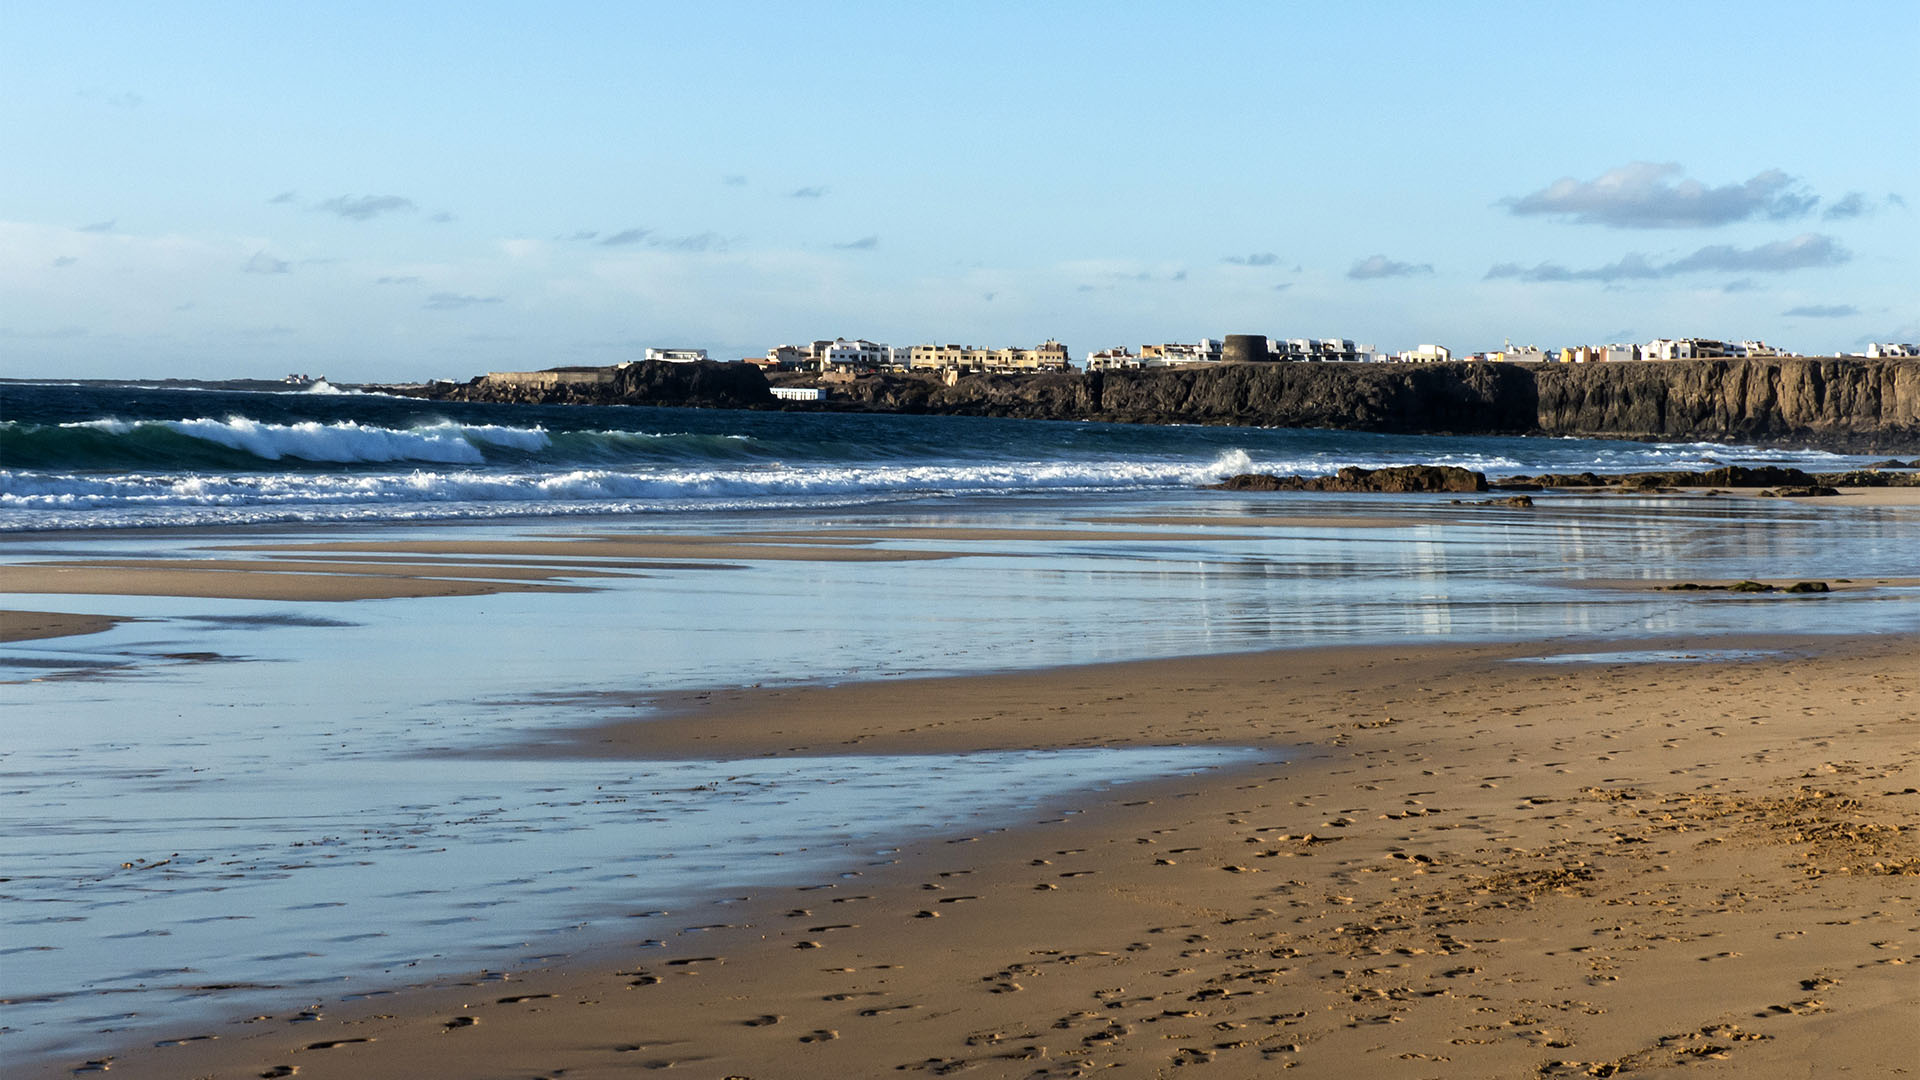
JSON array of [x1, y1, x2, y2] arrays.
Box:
[[908, 340, 1071, 373]]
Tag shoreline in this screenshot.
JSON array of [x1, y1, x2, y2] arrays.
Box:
[[24, 630, 1918, 1078]]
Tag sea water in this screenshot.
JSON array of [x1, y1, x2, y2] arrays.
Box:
[[0, 380, 1892, 530]]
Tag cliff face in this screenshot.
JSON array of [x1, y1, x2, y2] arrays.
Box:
[[1529, 358, 1920, 447], [430, 360, 773, 409], [924, 358, 1918, 449], [414, 357, 1920, 451], [1087, 362, 1539, 433]]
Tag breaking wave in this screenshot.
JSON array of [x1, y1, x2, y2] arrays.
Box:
[[0, 417, 761, 470], [0, 451, 1262, 529]]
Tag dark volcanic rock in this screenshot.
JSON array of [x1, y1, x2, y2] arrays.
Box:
[[1531, 358, 1920, 449], [1508, 465, 1822, 489], [1094, 362, 1538, 433], [419, 361, 772, 408], [1665, 580, 1831, 594], [1211, 465, 1488, 493], [1810, 469, 1920, 487], [402, 356, 1920, 452]]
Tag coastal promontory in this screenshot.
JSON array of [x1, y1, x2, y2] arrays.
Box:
[[393, 356, 1920, 452]]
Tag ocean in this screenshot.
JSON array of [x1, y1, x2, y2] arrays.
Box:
[[4, 380, 1917, 1064], [0, 380, 1890, 531]]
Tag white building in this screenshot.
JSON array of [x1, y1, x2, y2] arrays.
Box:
[[771, 386, 825, 401], [645, 347, 709, 363], [762, 345, 811, 368], [822, 338, 893, 369], [1644, 338, 1732, 361], [1867, 342, 1919, 358], [1397, 343, 1451, 363], [1139, 340, 1223, 366], [1603, 343, 1642, 363]]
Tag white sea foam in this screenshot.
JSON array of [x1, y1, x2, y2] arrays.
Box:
[[0, 450, 1265, 528]]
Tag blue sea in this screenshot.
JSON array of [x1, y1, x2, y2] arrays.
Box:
[[3, 380, 1917, 1066], [0, 380, 1889, 530]]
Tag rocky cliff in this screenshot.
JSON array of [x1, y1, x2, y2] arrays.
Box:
[[419, 360, 774, 409], [404, 357, 1920, 451], [1528, 357, 1920, 448], [892, 358, 1918, 450]]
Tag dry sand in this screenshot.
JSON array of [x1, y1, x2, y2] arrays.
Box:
[[52, 633, 1919, 1079]]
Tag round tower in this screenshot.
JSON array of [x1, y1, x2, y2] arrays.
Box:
[[1222, 334, 1270, 364]]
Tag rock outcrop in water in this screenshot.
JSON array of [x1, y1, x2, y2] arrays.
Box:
[[1211, 465, 1489, 493], [398, 357, 1920, 451]]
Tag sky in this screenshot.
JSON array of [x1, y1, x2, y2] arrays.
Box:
[[3, 1, 1917, 382]]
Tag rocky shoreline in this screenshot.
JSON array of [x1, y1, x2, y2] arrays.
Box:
[[1209, 461, 1920, 498], [381, 355, 1920, 453]]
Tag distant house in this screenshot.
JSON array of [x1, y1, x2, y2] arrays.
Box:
[[645, 347, 709, 363], [771, 386, 825, 401], [1644, 338, 1731, 361], [1397, 344, 1451, 363], [760, 345, 812, 369], [908, 340, 1072, 373], [1139, 340, 1222, 366], [823, 338, 894, 371], [1086, 347, 1139, 370], [1485, 344, 1546, 363]]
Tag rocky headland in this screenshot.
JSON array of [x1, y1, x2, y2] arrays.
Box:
[[390, 356, 1920, 452]]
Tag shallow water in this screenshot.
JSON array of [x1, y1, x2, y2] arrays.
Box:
[[1, 745, 1259, 1058], [3, 487, 1916, 1060]]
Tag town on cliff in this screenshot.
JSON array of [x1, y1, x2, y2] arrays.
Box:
[[378, 330, 1920, 455], [478, 333, 1920, 392]]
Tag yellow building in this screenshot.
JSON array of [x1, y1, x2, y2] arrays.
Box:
[[909, 340, 1070, 373]]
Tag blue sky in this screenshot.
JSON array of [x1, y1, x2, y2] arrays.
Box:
[[4, 1, 1916, 381]]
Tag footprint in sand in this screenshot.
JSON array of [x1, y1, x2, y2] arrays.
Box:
[[443, 1016, 478, 1031], [154, 1034, 217, 1047], [497, 993, 554, 1004], [258, 1068, 297, 1078], [303, 1038, 373, 1050], [800, 1029, 840, 1043], [743, 1014, 782, 1027]]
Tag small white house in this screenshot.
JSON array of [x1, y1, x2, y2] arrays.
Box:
[[771, 386, 825, 402], [645, 347, 709, 363]]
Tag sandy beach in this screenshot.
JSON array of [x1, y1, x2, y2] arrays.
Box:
[[5, 492, 1916, 1079], [18, 633, 1918, 1077]]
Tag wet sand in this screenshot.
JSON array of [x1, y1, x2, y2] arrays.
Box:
[[47, 632, 1919, 1079], [0, 609, 132, 642]]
